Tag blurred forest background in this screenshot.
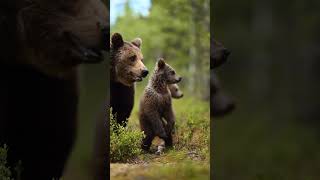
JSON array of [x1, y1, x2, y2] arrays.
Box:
[[111, 0, 210, 99], [213, 0, 320, 179]]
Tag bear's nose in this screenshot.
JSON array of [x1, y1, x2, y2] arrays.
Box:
[[178, 77, 182, 82], [141, 69, 149, 77]]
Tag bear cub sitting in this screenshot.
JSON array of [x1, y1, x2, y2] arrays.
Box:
[[139, 58, 182, 152]]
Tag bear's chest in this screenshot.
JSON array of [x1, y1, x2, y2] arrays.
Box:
[[160, 93, 171, 105], [110, 81, 134, 116], [155, 92, 172, 112]]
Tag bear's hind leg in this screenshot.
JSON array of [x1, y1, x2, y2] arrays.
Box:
[[163, 133, 173, 148], [150, 114, 167, 139], [163, 108, 175, 148], [141, 130, 154, 152], [161, 119, 173, 148]]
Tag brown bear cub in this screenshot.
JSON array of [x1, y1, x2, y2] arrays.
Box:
[[110, 33, 148, 126], [139, 58, 182, 152], [168, 83, 183, 99], [155, 83, 183, 154]]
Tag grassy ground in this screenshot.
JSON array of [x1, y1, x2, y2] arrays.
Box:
[[110, 81, 210, 180]]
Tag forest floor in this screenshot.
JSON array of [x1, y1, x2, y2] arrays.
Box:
[[110, 151, 209, 180], [110, 95, 210, 180]]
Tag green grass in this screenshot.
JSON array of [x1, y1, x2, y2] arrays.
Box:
[[146, 161, 209, 180]]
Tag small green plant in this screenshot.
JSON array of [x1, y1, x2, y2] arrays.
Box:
[[0, 144, 13, 180], [173, 99, 210, 160], [110, 109, 145, 162]]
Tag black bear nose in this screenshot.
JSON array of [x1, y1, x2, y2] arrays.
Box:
[[141, 69, 149, 77], [180, 93, 184, 98], [224, 49, 231, 56], [178, 77, 182, 82]]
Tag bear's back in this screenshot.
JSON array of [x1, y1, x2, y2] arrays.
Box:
[[140, 85, 172, 115]]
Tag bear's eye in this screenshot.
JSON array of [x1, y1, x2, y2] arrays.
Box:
[[175, 89, 178, 92], [170, 71, 175, 75], [129, 55, 136, 62]]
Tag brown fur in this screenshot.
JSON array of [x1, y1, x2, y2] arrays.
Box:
[[0, 0, 108, 179], [16, 0, 108, 78], [168, 83, 183, 99], [110, 33, 148, 86], [110, 33, 148, 126], [139, 58, 182, 151]]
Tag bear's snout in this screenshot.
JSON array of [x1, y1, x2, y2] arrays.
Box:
[[141, 69, 149, 78]]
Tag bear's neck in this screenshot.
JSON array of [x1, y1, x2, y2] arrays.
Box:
[[150, 75, 168, 94]]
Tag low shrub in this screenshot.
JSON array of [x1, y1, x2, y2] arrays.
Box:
[[0, 144, 12, 180], [110, 110, 145, 162]]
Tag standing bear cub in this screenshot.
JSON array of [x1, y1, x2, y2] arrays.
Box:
[[139, 58, 182, 151], [110, 33, 148, 126]]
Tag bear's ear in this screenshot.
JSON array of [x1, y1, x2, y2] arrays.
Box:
[[111, 33, 124, 49], [157, 58, 166, 69], [131, 38, 142, 49]]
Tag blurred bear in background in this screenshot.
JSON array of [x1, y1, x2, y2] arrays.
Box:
[[0, 0, 108, 179], [211, 38, 235, 117], [211, 38, 231, 69]]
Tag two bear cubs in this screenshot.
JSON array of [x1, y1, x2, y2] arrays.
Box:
[[139, 58, 182, 152]]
